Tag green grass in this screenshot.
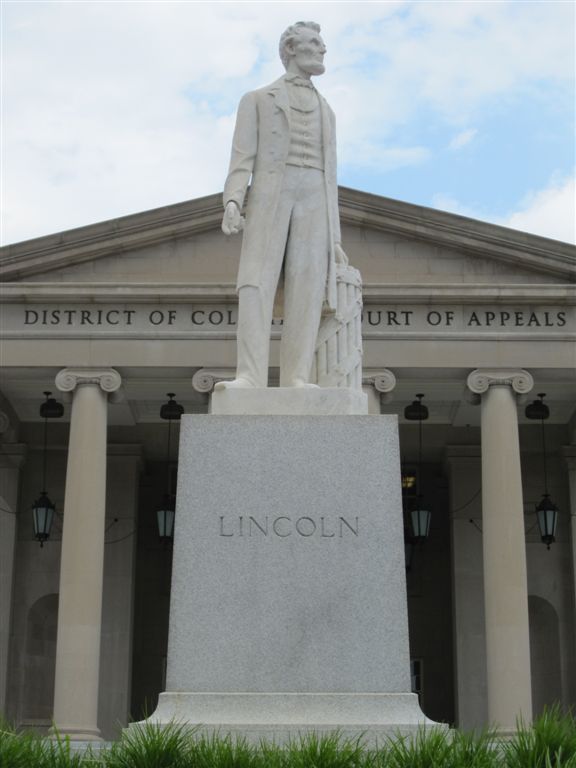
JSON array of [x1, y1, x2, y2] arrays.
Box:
[[0, 708, 574, 768], [0, 720, 98, 768], [191, 731, 260, 768], [104, 720, 195, 767], [501, 706, 576, 768], [0, 721, 40, 768], [280, 731, 367, 768]]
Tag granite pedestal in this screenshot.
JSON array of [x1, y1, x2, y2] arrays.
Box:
[[143, 409, 433, 743]]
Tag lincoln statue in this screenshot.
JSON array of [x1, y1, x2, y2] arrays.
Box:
[[218, 21, 347, 389]]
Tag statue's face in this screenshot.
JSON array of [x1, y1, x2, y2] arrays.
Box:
[[287, 27, 326, 77]]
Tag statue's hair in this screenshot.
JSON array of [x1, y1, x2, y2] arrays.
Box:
[[279, 21, 321, 69]]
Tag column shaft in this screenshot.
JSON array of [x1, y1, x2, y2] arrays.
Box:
[[445, 447, 487, 730], [562, 450, 576, 684], [480, 382, 532, 729], [0, 442, 26, 715], [52, 370, 119, 740]]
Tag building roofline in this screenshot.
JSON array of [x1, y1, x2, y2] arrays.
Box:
[[339, 188, 575, 280], [1, 187, 574, 281], [1, 281, 574, 304]]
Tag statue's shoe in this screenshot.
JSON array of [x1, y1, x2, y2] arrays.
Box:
[[214, 378, 256, 390]]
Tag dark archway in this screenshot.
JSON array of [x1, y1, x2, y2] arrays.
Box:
[[529, 595, 562, 716], [23, 593, 58, 723]]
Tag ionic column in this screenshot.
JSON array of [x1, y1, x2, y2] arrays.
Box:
[[192, 368, 236, 394], [0, 422, 26, 716], [362, 370, 397, 414], [561, 446, 576, 667], [52, 368, 121, 741], [444, 445, 486, 730], [467, 369, 533, 731]]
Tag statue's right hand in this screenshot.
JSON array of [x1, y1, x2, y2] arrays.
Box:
[[221, 202, 245, 235]]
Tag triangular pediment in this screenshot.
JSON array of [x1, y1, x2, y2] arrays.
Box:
[[1, 188, 574, 287]]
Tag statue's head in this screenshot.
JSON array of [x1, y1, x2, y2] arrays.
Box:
[[279, 21, 326, 77]]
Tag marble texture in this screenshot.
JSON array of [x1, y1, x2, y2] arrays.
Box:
[[142, 414, 432, 738]]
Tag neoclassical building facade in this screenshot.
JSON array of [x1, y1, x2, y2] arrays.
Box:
[[0, 188, 575, 739]]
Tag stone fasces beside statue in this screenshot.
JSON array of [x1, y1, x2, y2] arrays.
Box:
[[313, 263, 363, 389]]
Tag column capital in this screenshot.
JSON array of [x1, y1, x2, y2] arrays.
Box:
[[55, 368, 121, 394], [363, 369, 397, 395], [192, 368, 236, 393], [467, 368, 533, 396]]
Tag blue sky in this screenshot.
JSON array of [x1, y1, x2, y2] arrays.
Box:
[[1, 0, 574, 245]]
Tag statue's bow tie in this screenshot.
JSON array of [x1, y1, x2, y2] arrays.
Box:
[[289, 77, 315, 90]]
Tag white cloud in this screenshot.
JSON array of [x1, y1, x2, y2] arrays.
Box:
[[448, 129, 478, 151], [430, 194, 479, 220], [1, 1, 574, 243], [432, 174, 576, 244], [503, 175, 575, 244], [389, 1, 574, 120]]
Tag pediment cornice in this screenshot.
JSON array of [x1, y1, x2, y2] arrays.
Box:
[[0, 281, 573, 304], [1, 188, 574, 281], [0, 194, 223, 281], [339, 188, 575, 280]]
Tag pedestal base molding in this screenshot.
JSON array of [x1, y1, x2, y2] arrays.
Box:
[[135, 691, 435, 743]]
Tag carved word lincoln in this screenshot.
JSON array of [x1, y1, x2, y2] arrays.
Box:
[[219, 515, 359, 538]]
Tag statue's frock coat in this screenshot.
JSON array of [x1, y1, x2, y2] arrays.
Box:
[[223, 76, 341, 311]]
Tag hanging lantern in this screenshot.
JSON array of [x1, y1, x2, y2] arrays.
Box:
[[39, 394, 64, 419], [403, 394, 431, 542], [157, 503, 175, 541], [156, 393, 184, 541], [404, 395, 429, 422], [525, 394, 549, 421], [160, 393, 184, 421], [535, 494, 558, 550], [411, 504, 432, 542], [525, 393, 559, 549], [32, 391, 63, 547], [32, 491, 55, 548]]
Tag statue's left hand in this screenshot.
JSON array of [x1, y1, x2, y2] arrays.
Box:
[[334, 243, 349, 266]]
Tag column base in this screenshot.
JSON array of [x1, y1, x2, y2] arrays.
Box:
[[133, 691, 438, 744], [49, 725, 103, 741]]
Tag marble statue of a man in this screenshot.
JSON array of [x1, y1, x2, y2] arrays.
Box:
[[218, 21, 348, 389]]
